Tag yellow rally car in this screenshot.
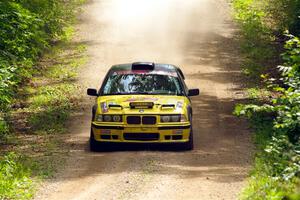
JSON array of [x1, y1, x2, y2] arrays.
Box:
[[87, 62, 199, 151]]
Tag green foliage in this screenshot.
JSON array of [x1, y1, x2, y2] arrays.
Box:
[[0, 40, 86, 200], [233, 0, 276, 77], [24, 41, 86, 135], [240, 127, 300, 199], [0, 1, 44, 111], [232, 0, 300, 78], [0, 61, 16, 111], [235, 36, 300, 199], [233, 1, 300, 198], [264, 0, 300, 35], [0, 2, 46, 61], [0, 0, 84, 111], [0, 1, 85, 199], [0, 117, 9, 139], [16, 0, 83, 39], [0, 152, 34, 200], [29, 84, 79, 134]]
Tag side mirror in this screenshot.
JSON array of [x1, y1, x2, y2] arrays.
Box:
[[87, 88, 98, 96], [188, 89, 200, 96]]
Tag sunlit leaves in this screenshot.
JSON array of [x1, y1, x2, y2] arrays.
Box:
[[235, 35, 300, 199], [0, 0, 83, 111]]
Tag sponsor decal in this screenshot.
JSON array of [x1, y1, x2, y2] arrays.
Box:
[[101, 129, 111, 134], [173, 130, 183, 134], [101, 102, 108, 113], [125, 97, 159, 102], [176, 101, 184, 109], [114, 70, 177, 77]]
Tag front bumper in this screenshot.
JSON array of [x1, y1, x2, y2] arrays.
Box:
[[91, 122, 191, 143]]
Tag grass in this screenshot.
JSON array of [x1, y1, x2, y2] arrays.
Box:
[[239, 117, 298, 200], [0, 38, 87, 199], [0, 153, 35, 200]]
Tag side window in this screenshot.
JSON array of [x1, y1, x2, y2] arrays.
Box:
[[182, 79, 189, 95], [177, 67, 185, 80], [176, 69, 188, 95]]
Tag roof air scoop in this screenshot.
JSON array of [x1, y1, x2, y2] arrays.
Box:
[[132, 62, 155, 71]]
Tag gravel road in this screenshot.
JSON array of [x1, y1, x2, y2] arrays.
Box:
[[35, 0, 252, 199]]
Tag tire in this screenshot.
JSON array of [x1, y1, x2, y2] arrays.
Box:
[[182, 129, 194, 150], [89, 129, 99, 152], [90, 128, 113, 151], [181, 113, 194, 150]]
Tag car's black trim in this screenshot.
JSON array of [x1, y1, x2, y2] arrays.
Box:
[[158, 125, 191, 130], [132, 62, 155, 70], [92, 124, 124, 130], [123, 133, 159, 141], [161, 104, 175, 108], [92, 124, 190, 130], [109, 104, 123, 109]]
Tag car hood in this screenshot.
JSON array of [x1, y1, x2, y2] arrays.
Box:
[[96, 95, 189, 115]]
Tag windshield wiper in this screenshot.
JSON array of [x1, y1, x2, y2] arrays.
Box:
[[131, 92, 150, 94], [105, 92, 150, 95]]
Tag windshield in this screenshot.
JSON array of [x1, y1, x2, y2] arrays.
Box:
[[101, 73, 184, 95]]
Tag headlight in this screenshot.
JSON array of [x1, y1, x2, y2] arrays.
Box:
[[112, 115, 121, 122], [103, 115, 112, 122], [95, 114, 103, 122], [98, 115, 122, 122], [180, 114, 188, 122], [161, 115, 182, 122]]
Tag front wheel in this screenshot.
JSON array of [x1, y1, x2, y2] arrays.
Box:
[[182, 129, 194, 150], [181, 113, 194, 150], [90, 129, 99, 152], [90, 129, 112, 151]]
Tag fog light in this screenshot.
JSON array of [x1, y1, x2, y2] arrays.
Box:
[[95, 114, 103, 122], [113, 115, 121, 122], [161, 115, 170, 122]]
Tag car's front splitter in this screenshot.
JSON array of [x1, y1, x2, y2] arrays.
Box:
[[91, 124, 191, 143]]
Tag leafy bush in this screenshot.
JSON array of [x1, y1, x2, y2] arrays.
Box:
[[0, 1, 45, 111], [0, 2, 46, 61], [232, 0, 300, 77], [0, 152, 34, 200], [235, 35, 300, 199], [265, 0, 300, 35], [235, 35, 300, 140], [233, 0, 276, 77], [17, 0, 82, 39], [0, 1, 85, 198], [0, 61, 17, 111], [233, 1, 300, 199], [0, 118, 9, 139], [0, 0, 84, 111]]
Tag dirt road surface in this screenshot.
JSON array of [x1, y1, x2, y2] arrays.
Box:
[[35, 0, 252, 199]]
